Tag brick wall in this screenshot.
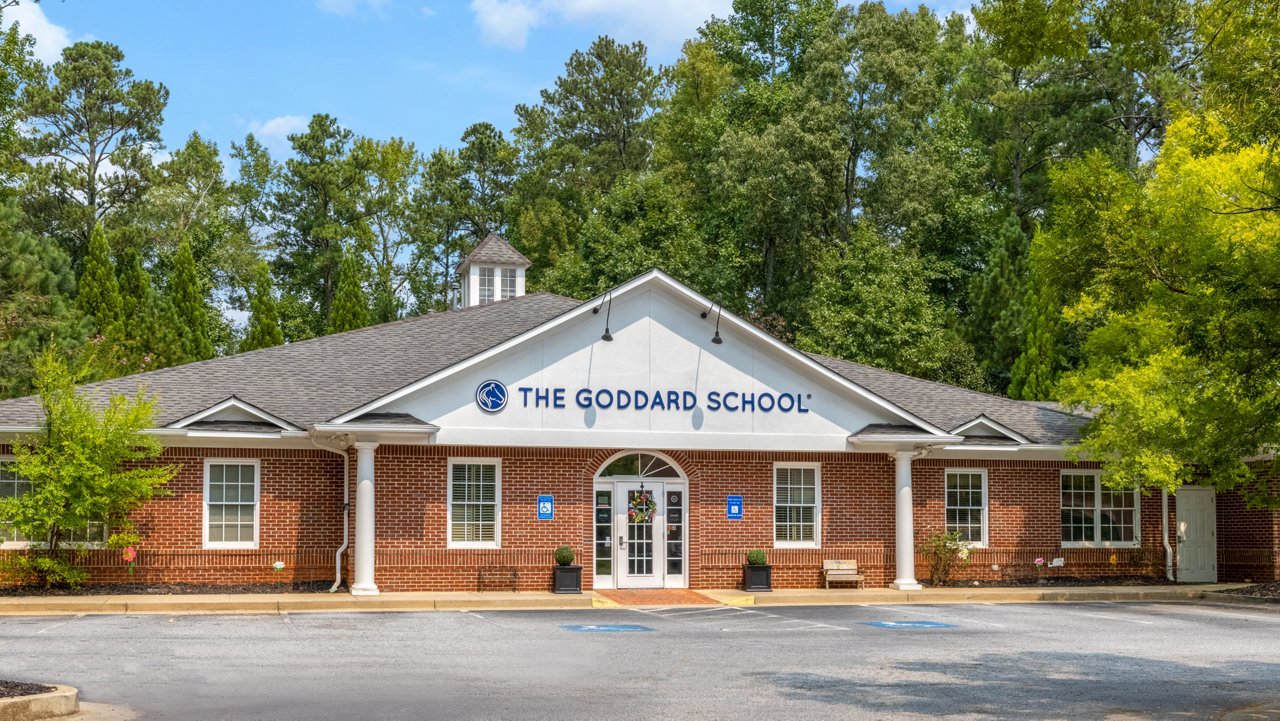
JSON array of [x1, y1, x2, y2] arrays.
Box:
[[3, 442, 1278, 591], [1, 444, 343, 586]]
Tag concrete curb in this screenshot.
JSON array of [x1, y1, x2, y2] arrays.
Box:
[[0, 685, 78, 721], [0, 585, 1261, 616], [1200, 592, 1280, 607]]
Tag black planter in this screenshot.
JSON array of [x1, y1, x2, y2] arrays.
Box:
[[553, 565, 582, 594], [743, 564, 772, 592]]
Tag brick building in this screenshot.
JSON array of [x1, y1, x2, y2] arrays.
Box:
[[1, 236, 1276, 593]]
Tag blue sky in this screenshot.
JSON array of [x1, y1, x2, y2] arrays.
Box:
[[7, 0, 968, 162]]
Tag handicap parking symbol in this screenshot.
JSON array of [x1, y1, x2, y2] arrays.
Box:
[[862, 620, 955, 629], [537, 495, 554, 520]]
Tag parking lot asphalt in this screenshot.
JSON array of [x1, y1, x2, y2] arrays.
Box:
[[4, 601, 1278, 721]]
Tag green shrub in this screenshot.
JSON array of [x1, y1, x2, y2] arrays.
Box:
[[746, 549, 768, 566], [553, 546, 575, 566], [919, 530, 971, 586], [1, 553, 89, 589]]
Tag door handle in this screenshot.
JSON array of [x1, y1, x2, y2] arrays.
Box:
[[619, 534, 625, 547]]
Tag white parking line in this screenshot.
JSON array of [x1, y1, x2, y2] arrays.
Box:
[[877, 605, 1005, 628], [1148, 605, 1280, 623], [1062, 611, 1154, 625], [34, 613, 84, 635]]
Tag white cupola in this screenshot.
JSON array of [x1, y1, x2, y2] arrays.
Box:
[[458, 233, 531, 307]]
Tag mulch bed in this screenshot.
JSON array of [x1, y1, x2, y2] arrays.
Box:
[[1222, 581, 1280, 598], [0, 680, 55, 698], [940, 575, 1171, 588], [0, 580, 336, 596]]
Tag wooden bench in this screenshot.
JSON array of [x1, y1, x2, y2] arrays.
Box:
[[822, 560, 865, 589]]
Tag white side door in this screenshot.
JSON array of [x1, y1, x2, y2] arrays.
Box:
[[1176, 486, 1217, 583]]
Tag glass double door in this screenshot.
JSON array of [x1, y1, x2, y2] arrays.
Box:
[[594, 481, 685, 589]]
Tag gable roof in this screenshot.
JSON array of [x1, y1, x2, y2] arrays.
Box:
[[461, 233, 531, 269], [0, 292, 580, 430], [0, 270, 1088, 447]]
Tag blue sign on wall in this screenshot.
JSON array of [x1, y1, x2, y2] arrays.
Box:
[[537, 495, 554, 520], [727, 495, 743, 520]]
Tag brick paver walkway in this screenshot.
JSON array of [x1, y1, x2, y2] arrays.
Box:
[[595, 589, 719, 606]]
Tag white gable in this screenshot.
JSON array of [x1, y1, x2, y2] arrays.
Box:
[[380, 277, 933, 451]]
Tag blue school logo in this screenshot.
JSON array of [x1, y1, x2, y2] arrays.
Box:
[[475, 380, 508, 413]]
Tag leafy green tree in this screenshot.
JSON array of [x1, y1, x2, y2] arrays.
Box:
[[76, 224, 121, 338], [1007, 280, 1064, 400], [1048, 115, 1280, 505], [116, 247, 180, 372], [328, 249, 369, 333], [456, 122, 516, 240], [0, 200, 88, 398], [0, 349, 176, 586], [350, 136, 419, 323], [241, 262, 283, 352], [798, 224, 987, 390], [19, 40, 168, 267], [169, 238, 213, 362]]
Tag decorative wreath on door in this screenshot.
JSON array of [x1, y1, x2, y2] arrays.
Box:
[[628, 491, 657, 524]]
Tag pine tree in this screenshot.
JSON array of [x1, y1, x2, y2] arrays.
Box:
[[241, 262, 284, 352], [77, 224, 122, 339], [117, 249, 182, 371], [965, 215, 1030, 392], [1008, 282, 1062, 401], [169, 238, 213, 363], [327, 250, 369, 334], [0, 200, 89, 398]]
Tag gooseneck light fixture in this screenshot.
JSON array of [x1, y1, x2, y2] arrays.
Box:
[[711, 306, 724, 345], [594, 292, 614, 342]]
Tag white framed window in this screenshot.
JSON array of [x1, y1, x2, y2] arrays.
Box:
[[945, 469, 988, 547], [2, 458, 108, 548], [773, 463, 820, 548], [1061, 471, 1139, 548], [203, 459, 260, 549], [500, 268, 517, 300], [448, 458, 501, 548], [479, 267, 495, 304]]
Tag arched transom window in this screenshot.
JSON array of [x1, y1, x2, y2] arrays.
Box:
[[597, 452, 683, 479]]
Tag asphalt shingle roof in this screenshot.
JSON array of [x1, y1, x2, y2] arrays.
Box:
[[463, 233, 531, 268], [0, 285, 1087, 445], [807, 353, 1087, 445], [0, 293, 582, 429]]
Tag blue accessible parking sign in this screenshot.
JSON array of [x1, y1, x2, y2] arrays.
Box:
[[727, 495, 743, 520], [537, 495, 554, 520]]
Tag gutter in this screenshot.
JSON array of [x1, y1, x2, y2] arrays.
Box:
[[311, 432, 353, 593]]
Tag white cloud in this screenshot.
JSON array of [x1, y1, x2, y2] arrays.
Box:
[[246, 115, 310, 155], [316, 0, 392, 17], [470, 0, 542, 50], [469, 0, 731, 54], [3, 0, 73, 65]]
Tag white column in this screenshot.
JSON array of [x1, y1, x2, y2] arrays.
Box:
[[891, 450, 922, 590], [351, 441, 380, 595]]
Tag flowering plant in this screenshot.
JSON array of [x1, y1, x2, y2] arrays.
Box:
[[1034, 557, 1046, 568], [920, 530, 972, 586], [627, 491, 657, 524], [121, 546, 137, 575], [272, 561, 285, 572]]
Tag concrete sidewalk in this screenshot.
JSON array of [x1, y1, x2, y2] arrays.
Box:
[[0, 583, 1265, 616]]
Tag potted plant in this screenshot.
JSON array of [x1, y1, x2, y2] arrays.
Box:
[[552, 545, 581, 594], [743, 548, 772, 592]]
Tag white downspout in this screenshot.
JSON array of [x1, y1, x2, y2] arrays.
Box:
[[311, 433, 352, 592], [1162, 490, 1174, 581]]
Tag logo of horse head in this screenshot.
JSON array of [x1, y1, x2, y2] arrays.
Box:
[[475, 380, 508, 413]]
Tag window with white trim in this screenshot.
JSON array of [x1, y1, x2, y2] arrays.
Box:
[[1061, 471, 1138, 547], [774, 464, 820, 547], [204, 460, 260, 548], [2, 460, 108, 546], [478, 267, 495, 304], [449, 459, 500, 547], [500, 268, 517, 300], [945, 470, 987, 546]]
